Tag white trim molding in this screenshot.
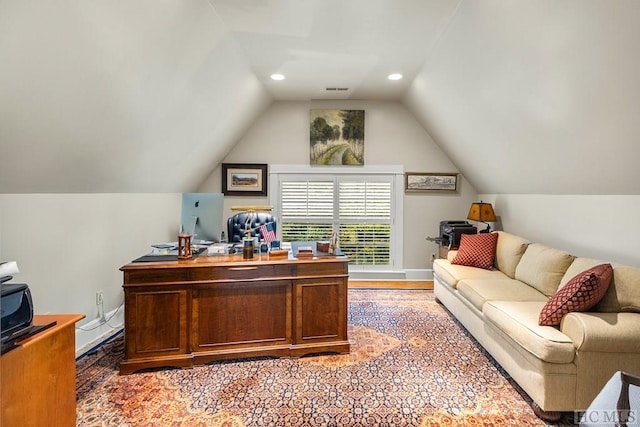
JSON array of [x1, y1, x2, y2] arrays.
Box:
[[269, 164, 405, 275]]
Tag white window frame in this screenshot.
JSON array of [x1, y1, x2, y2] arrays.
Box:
[[269, 165, 404, 273]]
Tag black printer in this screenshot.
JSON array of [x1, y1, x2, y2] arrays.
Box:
[[1, 283, 34, 354], [439, 220, 477, 248]]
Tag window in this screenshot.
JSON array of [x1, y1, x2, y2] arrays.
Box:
[[272, 166, 403, 272], [337, 179, 391, 266], [280, 180, 335, 242]]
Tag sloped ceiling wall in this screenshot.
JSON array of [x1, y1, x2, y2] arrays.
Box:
[[0, 0, 270, 193], [404, 0, 640, 195], [1, 1, 639, 196]]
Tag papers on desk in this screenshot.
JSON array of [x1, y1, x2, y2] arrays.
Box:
[[207, 243, 228, 255], [0, 261, 19, 280], [150, 243, 177, 255], [193, 240, 215, 246], [151, 243, 176, 250], [150, 240, 215, 255]]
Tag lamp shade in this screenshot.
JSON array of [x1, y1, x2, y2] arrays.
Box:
[[467, 202, 497, 223]]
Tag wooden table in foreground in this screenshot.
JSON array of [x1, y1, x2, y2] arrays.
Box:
[[1, 314, 85, 427], [119, 253, 350, 374]]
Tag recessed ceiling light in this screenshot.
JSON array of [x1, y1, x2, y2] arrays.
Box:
[[270, 73, 285, 81], [387, 73, 403, 81]]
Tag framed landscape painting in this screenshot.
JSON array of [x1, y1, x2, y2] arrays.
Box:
[[310, 109, 364, 165], [222, 163, 268, 197], [405, 172, 459, 193]]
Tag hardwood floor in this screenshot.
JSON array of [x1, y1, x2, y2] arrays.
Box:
[[348, 281, 433, 290]]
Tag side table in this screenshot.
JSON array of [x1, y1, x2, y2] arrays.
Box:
[[1, 314, 85, 427]]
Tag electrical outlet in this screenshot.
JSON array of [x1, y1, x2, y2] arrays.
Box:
[[96, 290, 104, 306]]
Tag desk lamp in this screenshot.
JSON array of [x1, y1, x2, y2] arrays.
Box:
[[230, 205, 273, 240], [467, 201, 497, 233]]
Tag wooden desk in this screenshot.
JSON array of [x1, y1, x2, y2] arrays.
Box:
[[1, 314, 85, 427], [119, 254, 350, 374]]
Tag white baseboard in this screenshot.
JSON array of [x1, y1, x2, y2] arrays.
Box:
[[75, 306, 124, 358], [348, 269, 433, 281], [404, 269, 434, 281]]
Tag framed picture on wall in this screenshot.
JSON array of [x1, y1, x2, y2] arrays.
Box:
[[222, 163, 268, 196], [405, 172, 458, 193], [310, 109, 364, 165]]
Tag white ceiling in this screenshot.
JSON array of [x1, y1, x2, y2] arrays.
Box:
[[209, 0, 459, 100], [1, 0, 639, 195]]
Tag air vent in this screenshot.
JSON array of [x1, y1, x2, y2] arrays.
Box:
[[325, 87, 349, 91]]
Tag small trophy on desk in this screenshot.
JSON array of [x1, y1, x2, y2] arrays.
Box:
[[328, 232, 339, 255]]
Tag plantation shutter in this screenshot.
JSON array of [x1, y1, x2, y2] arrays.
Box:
[[279, 175, 393, 268], [281, 180, 335, 242], [338, 178, 392, 265]]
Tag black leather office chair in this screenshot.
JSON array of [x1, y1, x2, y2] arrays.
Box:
[[227, 212, 276, 243]]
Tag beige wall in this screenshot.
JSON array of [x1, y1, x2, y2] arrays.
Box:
[[0, 193, 181, 352], [480, 194, 640, 267], [198, 100, 479, 271], [0, 101, 477, 354]]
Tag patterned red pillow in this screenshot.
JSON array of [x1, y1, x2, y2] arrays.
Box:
[[451, 233, 498, 270], [538, 264, 613, 326]]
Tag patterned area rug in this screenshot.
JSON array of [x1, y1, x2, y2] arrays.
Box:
[[76, 290, 571, 426]]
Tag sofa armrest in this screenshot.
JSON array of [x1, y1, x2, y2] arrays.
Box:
[[447, 250, 458, 262], [560, 312, 640, 353]]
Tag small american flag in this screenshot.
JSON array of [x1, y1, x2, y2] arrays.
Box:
[[259, 222, 277, 244]]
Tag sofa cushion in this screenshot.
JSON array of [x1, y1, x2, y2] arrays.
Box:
[[515, 243, 575, 297], [451, 233, 498, 269], [594, 265, 640, 313], [433, 259, 508, 289], [559, 257, 605, 288], [539, 264, 613, 326], [457, 279, 549, 312], [484, 301, 576, 364], [494, 231, 529, 279]]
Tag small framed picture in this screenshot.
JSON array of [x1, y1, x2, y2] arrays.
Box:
[[405, 172, 459, 193], [222, 163, 268, 197]]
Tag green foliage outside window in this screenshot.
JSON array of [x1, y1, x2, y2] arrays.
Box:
[[339, 224, 390, 265], [281, 223, 390, 265]]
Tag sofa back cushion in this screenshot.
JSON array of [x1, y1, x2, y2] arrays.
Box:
[[494, 231, 529, 278], [559, 257, 604, 288], [515, 243, 575, 297], [594, 265, 640, 313]]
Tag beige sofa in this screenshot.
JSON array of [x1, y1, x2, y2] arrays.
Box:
[[433, 231, 640, 417]]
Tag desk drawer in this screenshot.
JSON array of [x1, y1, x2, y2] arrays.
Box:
[[296, 261, 347, 277], [124, 268, 191, 285], [190, 264, 294, 281]]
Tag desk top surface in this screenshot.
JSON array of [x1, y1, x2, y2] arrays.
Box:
[[2, 314, 85, 353], [121, 253, 348, 271]]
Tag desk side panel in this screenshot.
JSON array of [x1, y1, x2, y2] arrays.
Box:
[[1, 315, 81, 427]]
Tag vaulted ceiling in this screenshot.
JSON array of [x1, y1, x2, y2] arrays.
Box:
[[1, 0, 639, 194]]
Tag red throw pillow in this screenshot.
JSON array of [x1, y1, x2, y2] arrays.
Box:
[[451, 233, 498, 270], [538, 264, 613, 326]]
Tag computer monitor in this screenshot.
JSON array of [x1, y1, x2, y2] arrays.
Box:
[[181, 193, 224, 243]]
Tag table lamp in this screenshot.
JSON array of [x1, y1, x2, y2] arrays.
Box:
[[467, 201, 497, 233], [230, 205, 273, 240]]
